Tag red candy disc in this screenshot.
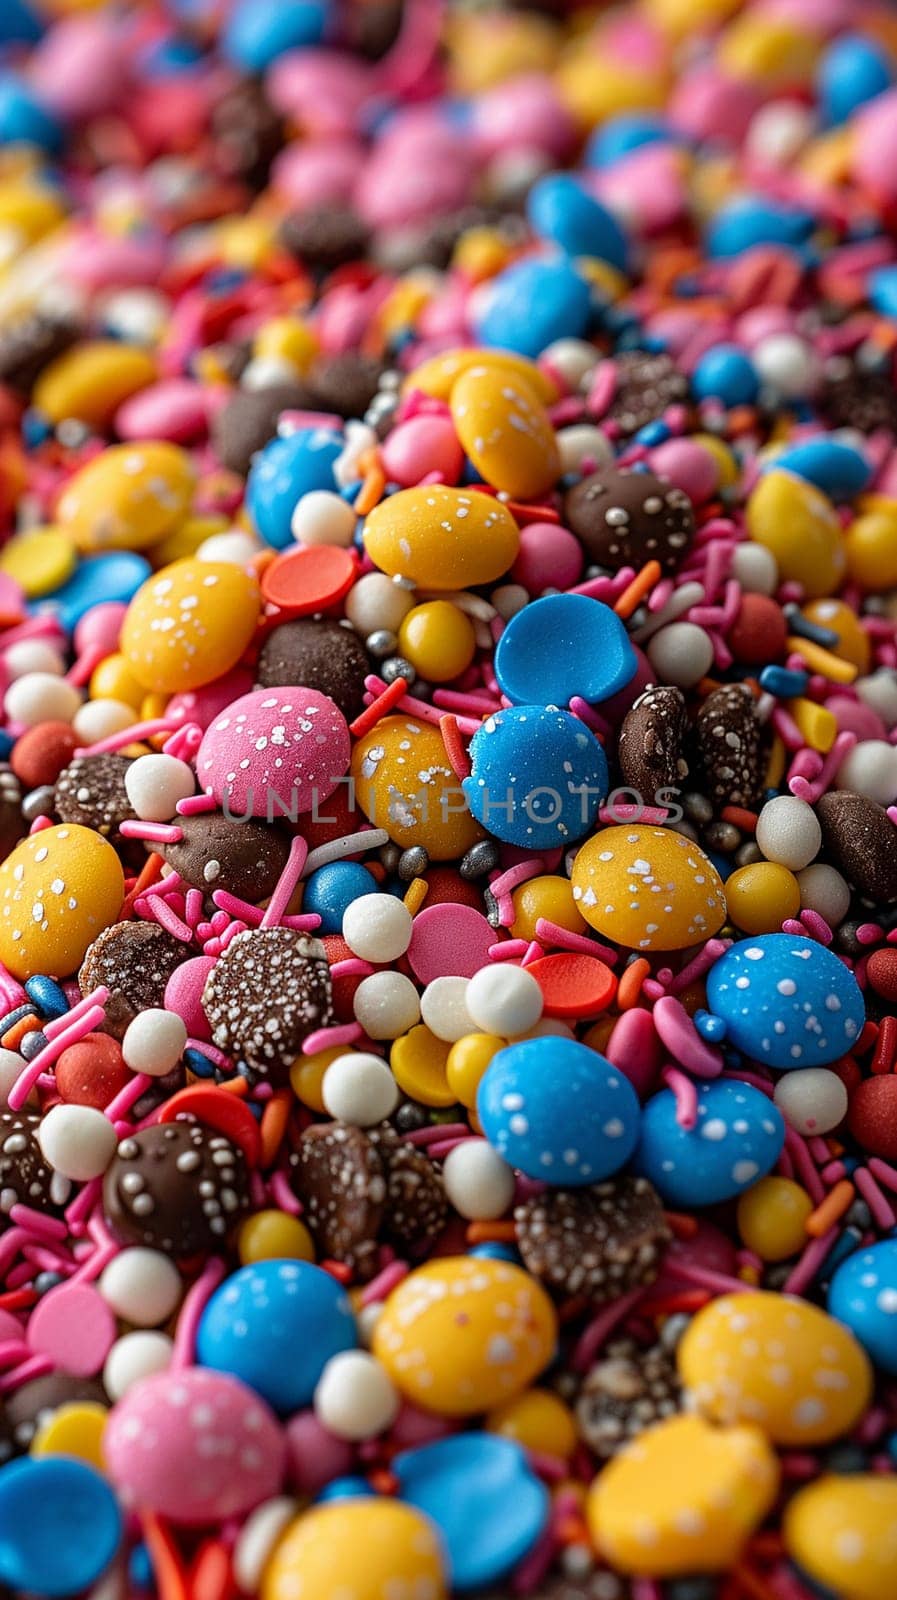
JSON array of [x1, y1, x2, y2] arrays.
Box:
[[524, 952, 618, 1019], [261, 545, 358, 615], [157, 1084, 261, 1169]]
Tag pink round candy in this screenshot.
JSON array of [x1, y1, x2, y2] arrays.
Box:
[[73, 602, 127, 659], [472, 74, 575, 162], [271, 140, 363, 209], [380, 416, 463, 487], [647, 440, 717, 504], [167, 668, 255, 732], [105, 1368, 286, 1525], [115, 380, 212, 444], [854, 90, 897, 204], [669, 67, 761, 145], [268, 50, 372, 134], [407, 903, 495, 983], [164, 955, 217, 1040], [826, 697, 887, 743], [196, 687, 350, 818], [388, 1401, 458, 1451], [511, 522, 583, 594], [735, 308, 795, 348], [286, 1409, 354, 1496], [61, 228, 167, 292], [592, 147, 685, 235], [27, 1283, 115, 1378], [355, 124, 474, 228], [29, 14, 126, 119]]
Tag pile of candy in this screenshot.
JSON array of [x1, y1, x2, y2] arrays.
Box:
[[3, 0, 897, 1596]]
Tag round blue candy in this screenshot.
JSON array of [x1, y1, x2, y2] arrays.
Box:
[[246, 428, 343, 549], [705, 934, 864, 1070], [494, 595, 637, 707], [586, 114, 674, 168], [526, 174, 628, 272], [473, 258, 592, 359], [0, 75, 60, 153], [818, 34, 892, 126], [196, 1259, 357, 1413], [691, 345, 759, 407], [394, 1434, 549, 1591], [463, 705, 607, 848], [0, 1458, 121, 1597], [771, 440, 871, 501], [315, 1477, 374, 1503], [869, 264, 897, 321], [39, 551, 152, 631], [705, 197, 814, 259], [829, 1241, 897, 1374], [633, 1079, 785, 1207], [301, 860, 379, 934], [477, 1037, 640, 1185], [223, 0, 328, 70]]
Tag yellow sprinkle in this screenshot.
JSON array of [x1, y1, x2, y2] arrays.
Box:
[[786, 637, 858, 684], [403, 877, 429, 916]]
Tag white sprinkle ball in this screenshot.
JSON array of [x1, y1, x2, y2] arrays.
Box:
[[291, 490, 357, 548], [796, 863, 851, 927], [4, 672, 82, 727], [646, 623, 715, 689], [122, 1009, 188, 1077], [730, 543, 778, 596], [342, 893, 412, 962], [442, 1139, 516, 1220], [3, 640, 64, 679], [352, 972, 420, 1040], [420, 975, 478, 1042], [103, 1330, 173, 1401], [466, 964, 543, 1038], [555, 424, 613, 477], [773, 1068, 848, 1137], [322, 1051, 399, 1126], [72, 698, 137, 744], [756, 795, 822, 871], [345, 572, 414, 637], [99, 1247, 182, 1326], [125, 753, 196, 822], [233, 1500, 299, 1595], [197, 530, 260, 565], [313, 1350, 400, 1440], [38, 1103, 118, 1181], [835, 740, 897, 807], [752, 334, 819, 400]]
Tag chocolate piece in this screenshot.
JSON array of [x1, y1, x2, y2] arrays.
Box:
[[79, 922, 187, 1039], [201, 928, 333, 1083], [54, 753, 136, 839], [280, 207, 371, 272], [307, 353, 386, 420], [816, 790, 897, 903], [606, 351, 689, 436], [211, 383, 313, 476], [692, 683, 764, 812], [618, 686, 688, 803], [158, 811, 291, 904], [821, 364, 897, 435], [516, 1176, 670, 1303], [6, 1373, 107, 1454], [0, 1109, 67, 1219], [368, 1123, 447, 1254], [256, 619, 370, 721], [0, 312, 80, 394], [103, 1120, 250, 1255], [290, 1121, 386, 1280], [0, 766, 24, 862], [211, 78, 283, 187], [564, 467, 695, 576], [575, 1337, 681, 1459]]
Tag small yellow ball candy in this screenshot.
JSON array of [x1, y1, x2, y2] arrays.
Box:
[[34, 342, 156, 428], [398, 601, 477, 684], [0, 185, 64, 244], [262, 1500, 447, 1600], [364, 486, 520, 591], [571, 826, 726, 951], [31, 1402, 108, 1470], [238, 1210, 315, 1265], [555, 53, 667, 128], [254, 316, 317, 374], [0, 824, 124, 980], [587, 1413, 779, 1576], [290, 1045, 346, 1113], [677, 1291, 872, 1446], [452, 228, 511, 283], [404, 348, 557, 404], [88, 653, 146, 710], [121, 558, 260, 693], [446, 1033, 506, 1108], [486, 1388, 577, 1459], [643, 0, 741, 35], [450, 366, 560, 501], [57, 442, 194, 553], [746, 470, 845, 598], [845, 508, 897, 591], [725, 861, 801, 935], [803, 599, 871, 674], [719, 16, 820, 85], [390, 1024, 454, 1107], [736, 1177, 813, 1261], [511, 874, 586, 943], [0, 526, 76, 597], [373, 1257, 557, 1416], [784, 1476, 897, 1600], [351, 716, 484, 860]]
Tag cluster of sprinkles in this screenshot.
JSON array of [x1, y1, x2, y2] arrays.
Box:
[[7, 1, 897, 1599]]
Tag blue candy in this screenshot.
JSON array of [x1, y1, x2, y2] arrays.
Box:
[[316, 1477, 373, 1503], [0, 1458, 121, 1597], [24, 975, 68, 1020], [38, 551, 152, 632], [0, 75, 60, 153], [818, 34, 892, 126], [758, 665, 809, 698], [829, 1240, 897, 1374], [395, 1435, 549, 1591], [705, 198, 814, 259], [246, 428, 343, 549], [473, 258, 592, 359], [771, 440, 871, 500], [705, 934, 865, 1070], [196, 1259, 356, 1413], [463, 705, 607, 848], [526, 174, 629, 271], [477, 1037, 640, 1185], [223, 0, 328, 70], [301, 861, 379, 934], [586, 114, 674, 168], [634, 1079, 785, 1207], [869, 264, 897, 321], [692, 345, 759, 407], [494, 594, 637, 707], [0, 0, 41, 45]]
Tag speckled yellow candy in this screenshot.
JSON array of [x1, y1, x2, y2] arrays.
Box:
[[57, 442, 195, 553], [0, 825, 124, 980], [34, 342, 156, 428], [262, 1501, 447, 1600], [784, 1476, 897, 1600], [587, 1413, 778, 1576], [404, 347, 557, 403], [747, 470, 846, 598], [351, 716, 484, 860], [677, 1291, 872, 1446], [450, 366, 560, 500], [571, 826, 726, 951], [121, 558, 260, 693], [372, 1257, 557, 1416], [363, 486, 520, 590]]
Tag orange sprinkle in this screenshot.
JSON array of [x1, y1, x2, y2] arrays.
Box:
[[403, 878, 429, 916], [349, 675, 408, 739], [721, 806, 758, 832], [259, 1088, 291, 1167], [1, 1015, 39, 1051], [806, 1179, 855, 1237], [354, 459, 386, 518], [696, 675, 722, 697], [118, 852, 164, 920], [215, 1075, 249, 1098], [613, 560, 661, 620], [616, 957, 650, 1011], [190, 1540, 234, 1600], [556, 1516, 590, 1546], [367, 1469, 399, 1496], [139, 1515, 189, 1600], [466, 1220, 517, 1244], [663, 1210, 699, 1239], [249, 548, 277, 577]]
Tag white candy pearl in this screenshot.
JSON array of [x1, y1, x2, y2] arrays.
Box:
[[856, 670, 897, 729], [646, 623, 715, 689], [342, 893, 412, 962], [442, 1140, 516, 1220], [125, 753, 196, 822], [491, 584, 530, 619], [4, 640, 64, 679], [291, 490, 357, 548], [4, 672, 81, 727], [523, 1017, 575, 1040], [541, 339, 596, 390], [466, 965, 543, 1038], [753, 334, 819, 400], [313, 1350, 399, 1440], [197, 530, 260, 565], [352, 972, 420, 1040], [756, 795, 822, 870], [773, 1068, 848, 1136], [344, 572, 414, 637], [240, 355, 302, 390], [797, 863, 851, 927], [730, 543, 779, 596], [322, 1052, 399, 1126], [72, 699, 136, 744], [420, 976, 478, 1043], [0, 1047, 29, 1106], [233, 1500, 299, 1596], [101, 289, 169, 346], [38, 1103, 118, 1181], [555, 425, 613, 476], [122, 1009, 187, 1076], [746, 101, 815, 167], [99, 1248, 182, 1326], [103, 1330, 173, 1401], [835, 740, 897, 806]]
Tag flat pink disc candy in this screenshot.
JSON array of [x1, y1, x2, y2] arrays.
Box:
[[27, 1283, 116, 1377], [196, 687, 350, 818], [167, 668, 254, 732], [104, 1368, 286, 1525], [407, 903, 496, 983]]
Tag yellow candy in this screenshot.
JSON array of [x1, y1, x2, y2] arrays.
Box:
[[405, 348, 557, 405], [644, 0, 741, 34], [215, 215, 275, 272], [446, 1033, 505, 1107], [149, 513, 228, 569], [398, 601, 477, 683], [677, 1291, 872, 1446], [692, 432, 738, 489], [486, 1388, 577, 1459], [351, 716, 483, 860], [787, 696, 837, 754], [34, 342, 156, 427], [238, 1210, 315, 1265], [555, 53, 667, 128], [0, 186, 65, 244], [725, 861, 800, 935], [587, 1413, 779, 1576], [31, 1402, 108, 1470], [447, 12, 560, 92], [450, 366, 560, 501], [736, 1177, 813, 1261], [571, 826, 726, 951], [364, 486, 520, 591], [0, 824, 124, 980], [57, 442, 194, 553], [845, 506, 897, 590], [253, 317, 318, 374], [290, 1045, 346, 1113], [390, 1024, 454, 1107], [784, 1476, 897, 1600], [719, 16, 820, 85], [802, 599, 871, 674], [0, 526, 76, 597], [746, 470, 845, 598], [88, 653, 146, 711], [262, 1501, 447, 1600], [373, 1257, 557, 1415], [452, 228, 512, 283], [121, 558, 260, 693], [511, 874, 586, 943]]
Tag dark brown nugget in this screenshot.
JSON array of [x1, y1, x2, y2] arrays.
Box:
[[279, 206, 370, 273], [289, 1121, 385, 1281], [817, 790, 897, 903], [307, 353, 386, 420], [618, 686, 688, 802], [256, 618, 370, 721], [0, 311, 80, 394], [693, 683, 764, 813], [211, 383, 312, 477], [516, 1176, 670, 1303], [79, 921, 187, 1039], [0, 767, 24, 863], [605, 350, 689, 437], [159, 811, 291, 903], [54, 753, 136, 840], [103, 1121, 249, 1255], [368, 1123, 447, 1255], [575, 1337, 681, 1459], [565, 467, 694, 576], [0, 1109, 68, 1220], [201, 928, 332, 1083]]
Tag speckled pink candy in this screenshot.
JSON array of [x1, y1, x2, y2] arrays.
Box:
[[104, 1368, 286, 1525], [196, 687, 350, 818]]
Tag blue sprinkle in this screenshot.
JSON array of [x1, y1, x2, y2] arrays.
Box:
[[759, 665, 809, 697], [692, 345, 759, 407], [818, 34, 893, 126], [184, 1047, 217, 1079], [784, 610, 840, 648], [24, 976, 68, 1021], [705, 198, 814, 259], [223, 0, 328, 71], [634, 420, 671, 447]]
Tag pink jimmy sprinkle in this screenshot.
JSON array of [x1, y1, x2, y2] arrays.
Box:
[[854, 1167, 896, 1230], [162, 723, 202, 762], [302, 1022, 362, 1056], [359, 1260, 409, 1306], [76, 717, 181, 758], [186, 1040, 233, 1072], [104, 1074, 152, 1123], [663, 1257, 757, 1297], [489, 939, 530, 961], [8, 1205, 68, 1243], [171, 1258, 226, 1370], [490, 861, 542, 901], [521, 941, 544, 966], [661, 1066, 698, 1130], [43, 985, 109, 1041], [176, 792, 218, 816], [0, 1355, 55, 1394], [783, 1126, 825, 1205], [268, 1168, 301, 1217], [405, 1122, 469, 1147], [8, 1002, 106, 1111], [669, 938, 732, 993], [261, 835, 308, 930], [599, 804, 669, 825], [652, 996, 722, 1079], [510, 1526, 557, 1596], [783, 1227, 839, 1296], [535, 919, 618, 965], [135, 895, 193, 942], [28, 815, 54, 835], [330, 958, 375, 980], [568, 696, 610, 738], [119, 820, 183, 844], [572, 1287, 645, 1373]]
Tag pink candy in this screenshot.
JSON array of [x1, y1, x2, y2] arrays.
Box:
[[380, 415, 464, 487], [407, 903, 496, 983], [167, 668, 255, 732], [164, 955, 217, 1040], [854, 89, 897, 203], [116, 380, 221, 444], [196, 687, 350, 818], [511, 521, 584, 595]]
